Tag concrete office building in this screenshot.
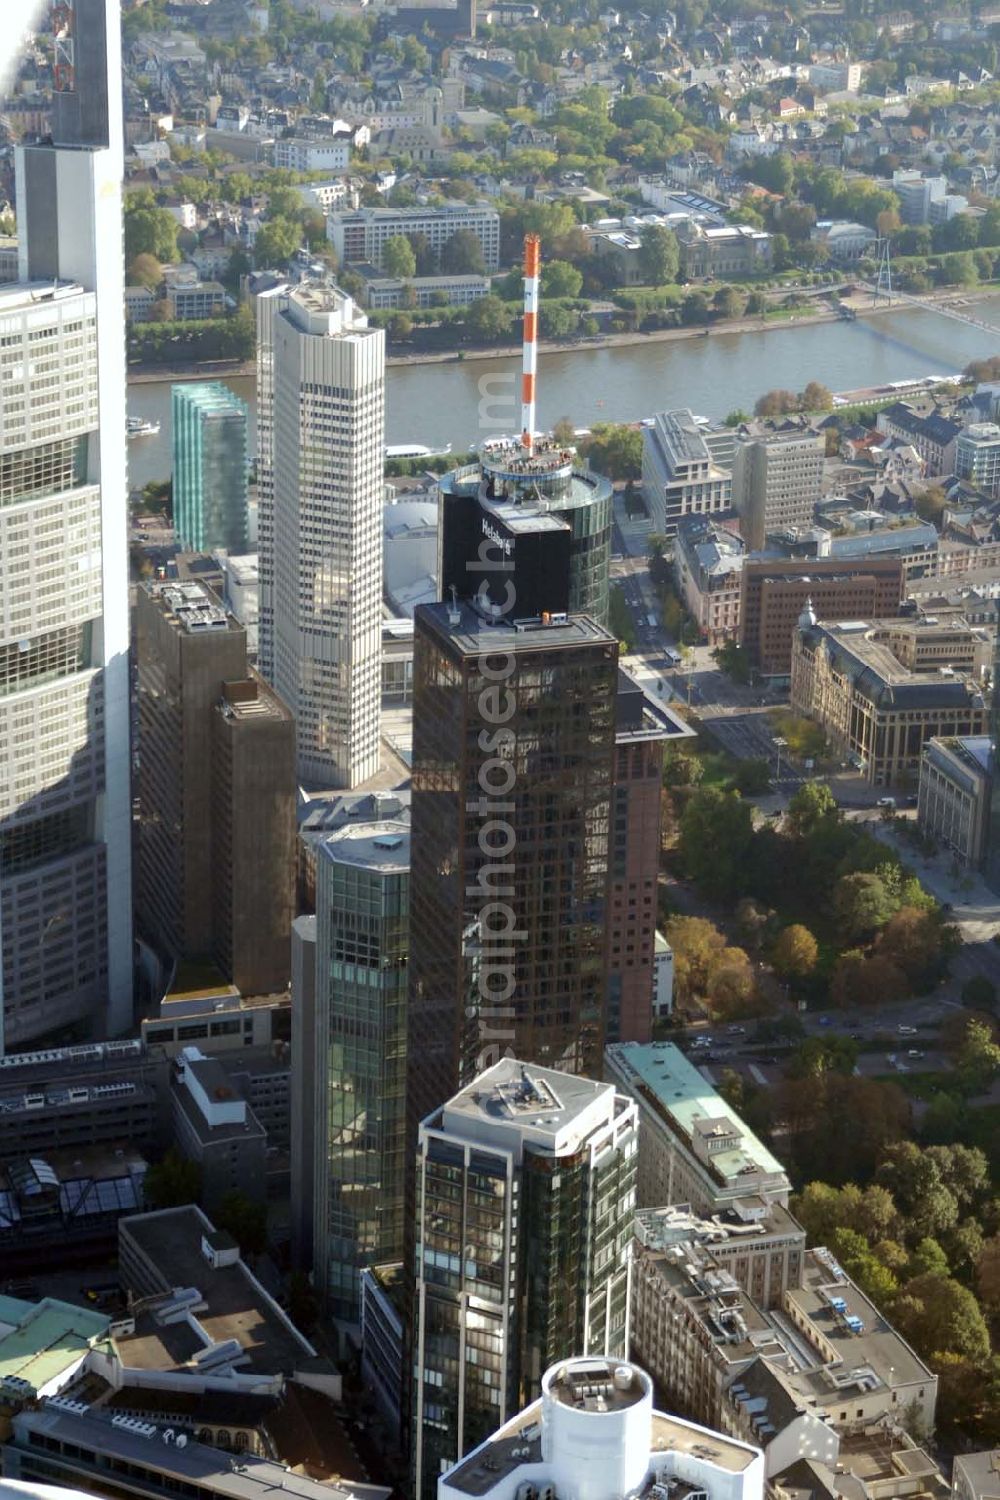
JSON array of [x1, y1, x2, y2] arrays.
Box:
[[437, 1357, 765, 1500], [634, 1201, 806, 1312], [171, 382, 249, 554], [956, 422, 1000, 499], [607, 672, 694, 1043], [170, 1047, 267, 1211], [953, 1452, 1000, 1500], [327, 202, 500, 272], [2, 0, 132, 1050], [258, 282, 384, 788], [641, 409, 732, 537], [790, 615, 990, 786], [412, 1061, 639, 1500], [136, 581, 296, 995], [739, 555, 905, 679], [604, 1043, 792, 1215], [732, 430, 825, 551], [307, 822, 410, 1324], [917, 734, 992, 868], [406, 602, 618, 1147]]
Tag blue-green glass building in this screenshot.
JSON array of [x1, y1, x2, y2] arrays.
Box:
[[172, 381, 249, 553]]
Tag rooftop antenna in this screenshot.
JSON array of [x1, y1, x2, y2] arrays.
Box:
[[520, 233, 540, 455]]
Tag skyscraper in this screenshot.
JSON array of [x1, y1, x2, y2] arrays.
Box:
[[172, 381, 249, 554], [305, 820, 410, 1324], [1, 0, 132, 1049], [257, 281, 384, 788], [136, 581, 296, 994], [412, 1060, 638, 1499], [406, 601, 618, 1146]]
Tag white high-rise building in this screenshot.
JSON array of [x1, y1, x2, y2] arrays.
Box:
[[257, 281, 384, 787], [437, 1357, 765, 1500], [2, 0, 132, 1050]]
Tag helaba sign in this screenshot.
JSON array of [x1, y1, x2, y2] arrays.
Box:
[[482, 517, 513, 557]]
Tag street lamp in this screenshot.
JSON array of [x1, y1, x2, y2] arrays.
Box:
[[773, 735, 787, 783]]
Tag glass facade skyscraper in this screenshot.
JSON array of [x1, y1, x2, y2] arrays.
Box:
[[412, 1060, 638, 1500], [2, 0, 132, 1050], [171, 382, 249, 554], [313, 821, 410, 1323]]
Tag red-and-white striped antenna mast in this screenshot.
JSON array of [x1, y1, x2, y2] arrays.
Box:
[[520, 233, 540, 454]]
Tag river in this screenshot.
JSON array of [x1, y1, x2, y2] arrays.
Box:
[[125, 300, 1000, 488]]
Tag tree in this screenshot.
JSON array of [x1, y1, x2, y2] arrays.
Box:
[[389, 312, 413, 341], [144, 1149, 202, 1209], [801, 381, 833, 411], [772, 924, 819, 982], [678, 787, 754, 903], [712, 639, 750, 684], [877, 906, 945, 987], [217, 1189, 268, 1257], [956, 1017, 1000, 1095], [464, 296, 515, 342], [893, 1272, 991, 1363], [382, 234, 417, 279], [833, 871, 896, 942], [584, 424, 644, 480], [124, 194, 180, 264], [665, 915, 727, 1002], [908, 1236, 951, 1278], [734, 759, 771, 796], [977, 1234, 1000, 1308], [788, 1035, 859, 1079], [441, 228, 486, 275], [254, 216, 301, 268], [915, 484, 948, 524], [754, 388, 799, 418], [787, 781, 839, 839], [128, 252, 163, 289], [829, 1226, 900, 1305], [712, 285, 745, 320], [541, 259, 583, 299], [706, 946, 755, 1019], [638, 224, 680, 286]]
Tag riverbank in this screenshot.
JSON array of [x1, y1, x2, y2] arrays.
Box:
[[126, 282, 998, 384]]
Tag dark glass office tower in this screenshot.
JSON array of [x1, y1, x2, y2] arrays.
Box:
[[411, 1060, 638, 1500], [406, 599, 618, 1146]]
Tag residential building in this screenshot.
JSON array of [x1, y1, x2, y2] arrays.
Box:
[[170, 1046, 267, 1210], [732, 430, 825, 551], [165, 279, 225, 320], [259, 281, 384, 788], [642, 409, 732, 537], [953, 1452, 1000, 1500], [791, 615, 990, 785], [136, 581, 296, 995], [412, 1061, 639, 1500], [675, 515, 745, 643], [956, 422, 1000, 498], [273, 136, 351, 173], [125, 283, 155, 321], [808, 61, 863, 90], [436, 1356, 765, 1500], [739, 554, 905, 678], [4, 0, 132, 1049], [676, 222, 772, 277], [607, 672, 694, 1043], [891, 170, 967, 225], [917, 734, 991, 867], [406, 602, 618, 1151], [876, 403, 962, 475], [171, 382, 249, 554], [306, 821, 410, 1325], [362, 273, 490, 310], [604, 1042, 792, 1215], [327, 202, 500, 272], [437, 439, 613, 627]]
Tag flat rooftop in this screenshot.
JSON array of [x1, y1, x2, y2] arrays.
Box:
[[0, 1295, 109, 1395], [439, 1058, 617, 1150], [118, 1208, 313, 1375], [605, 1043, 788, 1185], [786, 1247, 934, 1395], [417, 599, 615, 658], [144, 579, 236, 636], [16, 1406, 390, 1500], [317, 820, 410, 874]]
